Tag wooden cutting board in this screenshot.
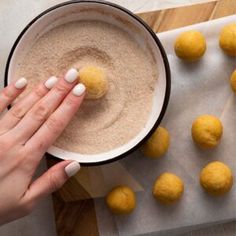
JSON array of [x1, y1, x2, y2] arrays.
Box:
[[47, 0, 236, 235]]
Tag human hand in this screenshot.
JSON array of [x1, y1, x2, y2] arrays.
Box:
[[0, 68, 85, 225]]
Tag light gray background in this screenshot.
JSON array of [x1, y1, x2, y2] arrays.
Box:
[[0, 0, 235, 235]]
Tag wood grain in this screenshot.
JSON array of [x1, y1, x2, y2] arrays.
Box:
[[210, 0, 236, 19], [49, 0, 236, 235], [138, 1, 218, 32], [53, 194, 98, 236], [48, 159, 99, 236]]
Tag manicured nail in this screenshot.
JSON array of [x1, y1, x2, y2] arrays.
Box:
[[15, 77, 27, 89], [65, 68, 78, 83], [72, 83, 86, 96], [45, 76, 58, 89], [65, 161, 80, 177]]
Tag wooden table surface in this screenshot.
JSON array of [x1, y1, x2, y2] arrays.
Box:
[[47, 0, 236, 235]]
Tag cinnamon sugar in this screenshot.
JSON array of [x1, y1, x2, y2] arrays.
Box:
[[17, 20, 157, 154]]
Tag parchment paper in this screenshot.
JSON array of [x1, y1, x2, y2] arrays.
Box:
[[94, 15, 236, 235]]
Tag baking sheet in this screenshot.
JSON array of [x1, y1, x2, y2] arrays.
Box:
[[94, 15, 236, 235]]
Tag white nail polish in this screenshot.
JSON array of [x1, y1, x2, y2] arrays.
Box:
[[65, 68, 78, 83], [45, 76, 58, 89], [15, 77, 27, 89], [65, 161, 80, 177], [72, 83, 86, 96]]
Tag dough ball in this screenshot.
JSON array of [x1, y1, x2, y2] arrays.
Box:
[[191, 115, 223, 149], [78, 66, 108, 99], [219, 23, 236, 56], [200, 161, 233, 196], [142, 126, 170, 158], [106, 186, 136, 214], [230, 70, 236, 92], [153, 172, 184, 204], [174, 30, 206, 62]]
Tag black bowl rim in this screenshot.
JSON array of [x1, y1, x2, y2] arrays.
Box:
[[4, 0, 171, 166]]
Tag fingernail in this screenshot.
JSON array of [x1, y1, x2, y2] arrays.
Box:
[[65, 161, 80, 177], [65, 68, 78, 83], [45, 76, 58, 89], [72, 83, 86, 96], [15, 77, 27, 89]]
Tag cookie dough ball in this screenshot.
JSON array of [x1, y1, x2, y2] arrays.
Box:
[[142, 127, 170, 158], [192, 115, 223, 149], [219, 23, 236, 56], [78, 66, 108, 99], [153, 172, 184, 204], [174, 31, 206, 62], [200, 161, 233, 196], [106, 186, 136, 214], [230, 70, 236, 92]]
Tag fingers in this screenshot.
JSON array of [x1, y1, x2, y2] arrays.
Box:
[[0, 78, 27, 113], [26, 83, 85, 155], [6, 68, 79, 143], [22, 160, 80, 203], [0, 76, 58, 135]]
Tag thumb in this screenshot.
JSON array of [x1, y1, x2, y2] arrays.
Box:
[[24, 160, 80, 202]]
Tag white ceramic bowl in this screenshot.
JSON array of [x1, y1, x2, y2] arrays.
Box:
[[5, 0, 170, 165]]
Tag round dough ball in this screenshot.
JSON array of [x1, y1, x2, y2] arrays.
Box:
[[191, 115, 223, 149], [78, 66, 108, 99], [219, 23, 236, 56], [200, 161, 233, 196], [142, 127, 170, 158], [106, 186, 136, 214], [230, 70, 236, 92], [174, 31, 206, 62], [153, 172, 184, 204]]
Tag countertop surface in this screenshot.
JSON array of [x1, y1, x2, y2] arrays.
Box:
[[0, 0, 235, 235]]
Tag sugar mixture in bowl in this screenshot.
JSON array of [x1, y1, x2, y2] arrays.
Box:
[[16, 20, 158, 154]]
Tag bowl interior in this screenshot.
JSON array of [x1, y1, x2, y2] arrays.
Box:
[[7, 1, 168, 165]]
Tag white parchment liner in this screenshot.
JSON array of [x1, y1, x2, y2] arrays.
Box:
[[94, 15, 236, 236]]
